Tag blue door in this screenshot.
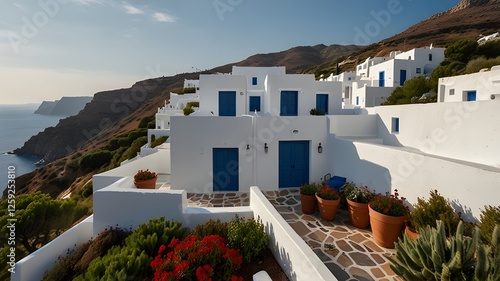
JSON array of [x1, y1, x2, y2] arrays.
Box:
[[249, 96, 261, 112], [213, 148, 239, 191], [316, 94, 328, 115], [219, 91, 236, 116], [379, 71, 385, 87], [279, 141, 309, 188], [467, 91, 476, 101], [400, 69, 407, 86], [280, 91, 298, 116], [356, 96, 359, 105]]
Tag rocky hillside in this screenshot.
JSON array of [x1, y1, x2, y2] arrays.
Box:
[[304, 0, 500, 77], [34, 96, 93, 117]]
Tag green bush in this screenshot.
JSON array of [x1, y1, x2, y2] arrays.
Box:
[[190, 219, 229, 240], [138, 115, 154, 129], [186, 101, 199, 108], [76, 217, 188, 281], [183, 106, 195, 116], [120, 136, 148, 162], [479, 205, 500, 245], [445, 38, 478, 63], [228, 216, 268, 263], [79, 181, 93, 198], [183, 87, 196, 93], [476, 40, 500, 59], [466, 56, 500, 73], [151, 136, 168, 148], [309, 108, 325, 115], [383, 76, 431, 105], [407, 190, 459, 237], [78, 150, 113, 171]]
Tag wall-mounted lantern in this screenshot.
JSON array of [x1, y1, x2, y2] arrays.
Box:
[[246, 144, 250, 150], [318, 143, 323, 154], [264, 143, 269, 153]]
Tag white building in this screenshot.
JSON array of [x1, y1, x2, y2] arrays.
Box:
[[438, 65, 500, 102], [12, 66, 500, 281], [183, 79, 199, 89], [198, 66, 342, 116]]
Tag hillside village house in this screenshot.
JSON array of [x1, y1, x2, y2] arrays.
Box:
[[324, 46, 445, 107], [438, 65, 500, 102], [13, 55, 500, 281]]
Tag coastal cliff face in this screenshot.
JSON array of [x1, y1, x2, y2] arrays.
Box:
[[35, 97, 93, 117], [14, 81, 170, 162]]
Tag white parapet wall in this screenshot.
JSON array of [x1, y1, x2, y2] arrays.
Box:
[[331, 137, 500, 221], [93, 148, 171, 192], [250, 187, 337, 281], [11, 216, 93, 281]]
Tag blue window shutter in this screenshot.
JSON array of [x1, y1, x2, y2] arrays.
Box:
[[252, 77, 257, 85], [249, 96, 261, 112]]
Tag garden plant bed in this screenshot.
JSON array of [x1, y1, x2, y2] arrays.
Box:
[[237, 248, 288, 280]]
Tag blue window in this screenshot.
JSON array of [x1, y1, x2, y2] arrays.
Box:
[[400, 69, 407, 86], [316, 94, 328, 115], [252, 77, 257, 85], [218, 91, 236, 116], [392, 117, 400, 133], [280, 91, 298, 116], [429, 54, 433, 61], [356, 96, 359, 105], [249, 96, 261, 112], [466, 91, 476, 101], [379, 71, 385, 87]]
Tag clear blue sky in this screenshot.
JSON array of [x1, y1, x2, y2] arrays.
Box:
[[0, 0, 457, 104]]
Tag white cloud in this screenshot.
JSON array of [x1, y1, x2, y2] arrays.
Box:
[[152, 12, 176, 23], [122, 2, 143, 15], [69, 0, 112, 6]]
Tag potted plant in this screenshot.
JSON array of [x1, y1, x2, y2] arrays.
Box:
[[344, 182, 375, 229], [315, 186, 340, 221], [405, 189, 460, 240], [369, 189, 409, 248], [134, 169, 158, 189], [300, 182, 320, 214]]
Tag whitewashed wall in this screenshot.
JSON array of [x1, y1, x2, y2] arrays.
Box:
[[331, 138, 500, 221], [352, 85, 394, 107], [93, 148, 170, 192], [198, 74, 247, 116], [366, 100, 500, 168], [170, 115, 330, 192], [438, 68, 500, 102], [265, 75, 342, 116], [12, 217, 93, 281]]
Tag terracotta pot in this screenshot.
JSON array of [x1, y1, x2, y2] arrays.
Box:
[[315, 193, 340, 221], [368, 205, 405, 248], [405, 224, 419, 241], [300, 193, 317, 214], [346, 199, 370, 229], [134, 177, 157, 189]]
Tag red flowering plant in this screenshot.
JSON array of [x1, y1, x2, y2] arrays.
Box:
[[316, 186, 340, 200], [369, 189, 409, 217], [134, 169, 157, 181], [150, 235, 243, 281]]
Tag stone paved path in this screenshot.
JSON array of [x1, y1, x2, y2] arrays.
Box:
[[187, 189, 401, 281]]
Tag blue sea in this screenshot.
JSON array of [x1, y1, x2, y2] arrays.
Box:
[[0, 104, 62, 192]]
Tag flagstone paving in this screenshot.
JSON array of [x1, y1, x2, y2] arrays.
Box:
[[186, 189, 401, 281]]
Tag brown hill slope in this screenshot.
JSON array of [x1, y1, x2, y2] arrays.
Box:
[[304, 0, 500, 76]]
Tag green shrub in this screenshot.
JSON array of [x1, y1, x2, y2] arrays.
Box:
[[79, 181, 93, 198], [76, 217, 188, 281], [476, 40, 500, 59], [138, 115, 154, 128], [445, 38, 478, 63], [183, 87, 196, 93], [42, 240, 93, 281], [120, 136, 147, 161], [186, 101, 199, 108], [309, 108, 325, 115], [408, 190, 459, 237], [151, 136, 168, 148], [190, 219, 229, 240], [183, 106, 195, 116], [466, 56, 500, 74], [78, 150, 113, 171], [479, 205, 500, 245], [228, 216, 268, 263]]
